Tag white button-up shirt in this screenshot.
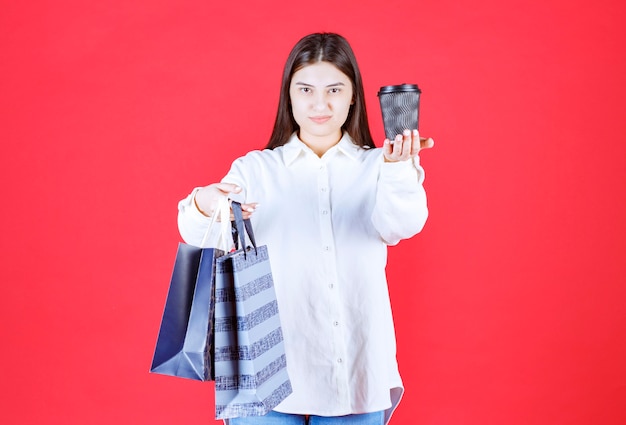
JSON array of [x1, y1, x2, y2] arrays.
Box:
[[177, 133, 428, 424]]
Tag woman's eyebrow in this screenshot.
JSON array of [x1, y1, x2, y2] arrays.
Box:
[[293, 82, 346, 87]]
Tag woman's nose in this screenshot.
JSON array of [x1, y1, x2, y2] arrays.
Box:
[[312, 93, 328, 111]]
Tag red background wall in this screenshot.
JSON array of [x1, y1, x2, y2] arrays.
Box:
[[1, 0, 625, 424]]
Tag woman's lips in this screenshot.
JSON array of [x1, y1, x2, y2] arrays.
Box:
[[310, 116, 331, 124]]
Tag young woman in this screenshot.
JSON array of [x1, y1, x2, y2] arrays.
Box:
[[178, 32, 434, 425]]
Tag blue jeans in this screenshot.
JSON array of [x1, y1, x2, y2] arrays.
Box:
[[229, 410, 385, 425]]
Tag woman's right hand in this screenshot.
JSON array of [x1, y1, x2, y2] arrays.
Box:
[[194, 183, 258, 220]]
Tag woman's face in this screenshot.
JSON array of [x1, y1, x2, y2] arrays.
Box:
[[289, 61, 353, 149]]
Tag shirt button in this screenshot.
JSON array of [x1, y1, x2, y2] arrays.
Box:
[[324, 246, 330, 251], [322, 210, 328, 215], [328, 283, 334, 289], [337, 358, 343, 363], [333, 321, 339, 327], [321, 187, 327, 192]]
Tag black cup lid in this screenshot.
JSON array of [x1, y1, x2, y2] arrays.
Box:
[[377, 83, 421, 96]]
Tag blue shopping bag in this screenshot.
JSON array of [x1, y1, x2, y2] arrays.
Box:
[[150, 243, 223, 381], [151, 195, 232, 381]]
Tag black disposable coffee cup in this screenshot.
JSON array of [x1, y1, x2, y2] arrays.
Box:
[[377, 84, 421, 140]]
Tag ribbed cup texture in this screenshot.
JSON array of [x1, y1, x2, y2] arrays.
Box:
[[378, 86, 420, 140]]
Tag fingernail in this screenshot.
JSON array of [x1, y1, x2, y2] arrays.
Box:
[[403, 129, 411, 136], [246, 207, 255, 213], [413, 129, 418, 135]]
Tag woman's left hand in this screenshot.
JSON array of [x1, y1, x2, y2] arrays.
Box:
[[383, 129, 434, 162]]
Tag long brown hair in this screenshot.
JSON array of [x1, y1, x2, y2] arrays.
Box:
[[265, 33, 375, 150]]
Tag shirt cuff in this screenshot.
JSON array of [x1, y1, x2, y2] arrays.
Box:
[[380, 155, 425, 184], [178, 187, 213, 225]]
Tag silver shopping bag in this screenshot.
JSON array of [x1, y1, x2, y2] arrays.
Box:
[[213, 201, 292, 419]]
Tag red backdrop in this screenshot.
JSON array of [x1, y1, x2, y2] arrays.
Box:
[[1, 0, 625, 424]]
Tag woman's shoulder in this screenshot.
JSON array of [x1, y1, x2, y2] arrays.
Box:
[[231, 147, 283, 167], [354, 143, 384, 162]]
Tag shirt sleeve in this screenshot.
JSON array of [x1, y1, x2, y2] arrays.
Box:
[[177, 187, 215, 246], [371, 154, 428, 245], [220, 156, 248, 205]]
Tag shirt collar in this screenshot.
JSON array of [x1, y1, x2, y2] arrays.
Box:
[[282, 132, 363, 166]]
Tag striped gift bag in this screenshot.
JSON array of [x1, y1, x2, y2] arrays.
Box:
[[213, 202, 292, 419]]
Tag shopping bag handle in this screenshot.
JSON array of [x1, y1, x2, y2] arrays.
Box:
[[231, 201, 257, 258], [199, 195, 231, 250]]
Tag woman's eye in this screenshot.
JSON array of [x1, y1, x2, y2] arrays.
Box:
[[300, 87, 312, 93], [329, 88, 340, 94]]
